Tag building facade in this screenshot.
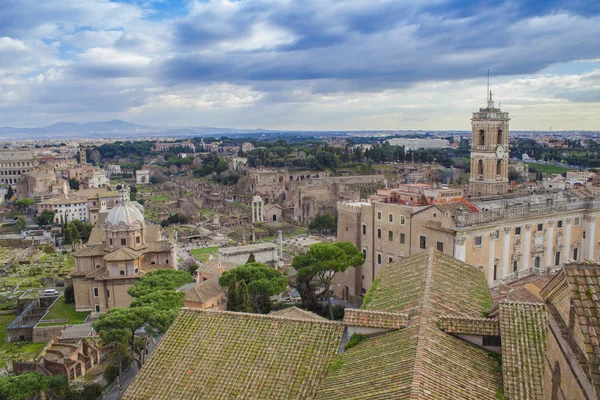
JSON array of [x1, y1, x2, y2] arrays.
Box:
[[469, 92, 510, 196], [71, 187, 177, 312]]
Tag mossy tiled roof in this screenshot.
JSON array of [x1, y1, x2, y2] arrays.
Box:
[[364, 249, 492, 319], [319, 249, 502, 399], [123, 308, 344, 400], [498, 302, 548, 400], [183, 277, 224, 304], [318, 324, 502, 399], [269, 307, 327, 321], [564, 265, 600, 393]]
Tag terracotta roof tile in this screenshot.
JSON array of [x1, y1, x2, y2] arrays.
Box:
[[123, 309, 344, 400]]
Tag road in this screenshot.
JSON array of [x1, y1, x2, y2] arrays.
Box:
[[102, 336, 161, 400]]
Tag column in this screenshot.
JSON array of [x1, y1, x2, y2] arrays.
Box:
[[585, 215, 596, 260], [564, 218, 572, 262], [488, 232, 496, 286], [260, 201, 265, 222], [523, 224, 532, 271], [454, 236, 466, 262], [502, 227, 511, 279], [546, 221, 555, 268], [251, 201, 256, 223]]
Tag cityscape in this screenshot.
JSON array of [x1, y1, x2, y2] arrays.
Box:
[[1, 1, 600, 400]]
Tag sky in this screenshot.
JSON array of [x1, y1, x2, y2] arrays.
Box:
[[0, 0, 599, 131]]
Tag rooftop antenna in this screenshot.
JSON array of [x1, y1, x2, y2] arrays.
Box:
[[487, 69, 490, 104]]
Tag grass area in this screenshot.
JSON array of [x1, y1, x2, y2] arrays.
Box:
[[41, 296, 88, 325], [190, 246, 221, 262], [525, 162, 571, 174], [151, 195, 168, 202], [0, 314, 46, 368]]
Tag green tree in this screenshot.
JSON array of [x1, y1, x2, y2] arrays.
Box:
[[16, 216, 26, 231], [219, 263, 287, 313], [68, 177, 80, 190], [308, 213, 337, 234], [64, 285, 75, 304], [292, 242, 363, 320], [127, 269, 193, 298], [35, 209, 55, 226], [226, 276, 238, 311], [4, 185, 14, 200], [236, 279, 253, 313], [15, 198, 34, 208], [246, 251, 256, 264], [0, 373, 68, 400]]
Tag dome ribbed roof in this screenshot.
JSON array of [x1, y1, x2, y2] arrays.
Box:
[[105, 202, 145, 227]]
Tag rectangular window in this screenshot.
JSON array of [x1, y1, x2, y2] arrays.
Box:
[[93, 287, 99, 297], [400, 233, 406, 244], [575, 217, 580, 226], [400, 216, 406, 225], [362, 249, 367, 259], [109, 238, 113, 245], [388, 231, 394, 241], [121, 238, 126, 246], [537, 223, 543, 231], [136, 236, 141, 244], [106, 289, 110, 299], [120, 270, 125, 276], [475, 236, 483, 246], [420, 236, 426, 249], [493, 264, 498, 281], [377, 211, 382, 220], [95, 305, 100, 312], [436, 242, 444, 252], [388, 214, 394, 223], [377, 253, 382, 265], [555, 252, 561, 266], [515, 227, 521, 235], [377, 228, 382, 239], [557, 220, 563, 228], [482, 336, 502, 347], [362, 224, 367, 235]]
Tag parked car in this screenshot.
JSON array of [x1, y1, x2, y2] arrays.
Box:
[[43, 288, 59, 296]]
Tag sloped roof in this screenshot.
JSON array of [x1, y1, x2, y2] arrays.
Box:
[[183, 277, 224, 304], [103, 247, 142, 261], [364, 250, 492, 319], [270, 307, 327, 321], [319, 249, 502, 399], [87, 227, 104, 245], [122, 309, 344, 400], [498, 302, 548, 400], [196, 258, 238, 277], [561, 265, 600, 393], [72, 245, 107, 258]]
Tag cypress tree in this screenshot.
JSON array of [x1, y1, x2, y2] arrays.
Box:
[[226, 276, 238, 311], [236, 279, 253, 313], [246, 251, 256, 264]]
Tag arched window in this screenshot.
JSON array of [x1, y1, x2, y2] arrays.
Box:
[[497, 129, 502, 144], [478, 159, 484, 175], [551, 361, 561, 400], [479, 130, 485, 146], [497, 160, 502, 175], [513, 260, 519, 272], [534, 256, 541, 269]]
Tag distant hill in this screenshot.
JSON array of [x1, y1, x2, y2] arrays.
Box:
[[0, 120, 275, 140]]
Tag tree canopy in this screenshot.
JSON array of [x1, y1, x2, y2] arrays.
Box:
[[35, 209, 55, 226], [219, 262, 287, 313], [127, 269, 193, 298], [308, 213, 337, 234], [292, 242, 363, 319]]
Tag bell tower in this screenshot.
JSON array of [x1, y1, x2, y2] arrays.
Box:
[[469, 91, 510, 197]]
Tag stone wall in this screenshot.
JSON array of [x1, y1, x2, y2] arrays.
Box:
[[33, 325, 66, 343]]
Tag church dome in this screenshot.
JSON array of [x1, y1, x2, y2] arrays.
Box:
[[106, 203, 145, 227], [105, 186, 145, 228]]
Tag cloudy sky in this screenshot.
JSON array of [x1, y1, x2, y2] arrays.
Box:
[[0, 0, 599, 131]]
